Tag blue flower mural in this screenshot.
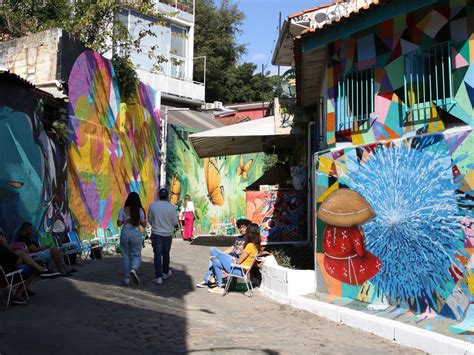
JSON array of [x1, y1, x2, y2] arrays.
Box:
[[342, 141, 466, 308]]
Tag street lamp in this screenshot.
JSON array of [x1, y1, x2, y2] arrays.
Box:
[[160, 106, 190, 187]]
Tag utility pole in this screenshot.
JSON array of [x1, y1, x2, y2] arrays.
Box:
[[277, 12, 282, 99], [262, 64, 265, 117], [160, 107, 189, 188]]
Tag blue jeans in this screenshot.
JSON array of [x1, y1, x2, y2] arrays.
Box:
[[211, 250, 243, 285], [203, 247, 222, 282], [151, 234, 172, 278], [120, 225, 142, 280]]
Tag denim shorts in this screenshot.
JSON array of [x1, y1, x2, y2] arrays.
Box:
[[33, 249, 51, 262], [16, 264, 33, 279]]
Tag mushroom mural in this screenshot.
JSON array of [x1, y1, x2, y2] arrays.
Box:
[[317, 188, 381, 286]]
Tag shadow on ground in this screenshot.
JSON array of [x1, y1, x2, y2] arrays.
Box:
[[0, 255, 193, 354]]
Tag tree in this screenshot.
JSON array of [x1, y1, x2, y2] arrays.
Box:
[[194, 0, 245, 103], [221, 62, 277, 103], [194, 0, 276, 104], [0, 0, 167, 101]]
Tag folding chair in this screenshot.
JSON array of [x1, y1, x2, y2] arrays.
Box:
[[0, 266, 29, 306], [105, 229, 120, 254], [223, 254, 258, 297], [64, 231, 90, 263]]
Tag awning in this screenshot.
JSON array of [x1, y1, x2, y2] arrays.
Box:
[[189, 115, 302, 158]]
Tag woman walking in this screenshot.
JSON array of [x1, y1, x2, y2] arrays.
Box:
[[117, 192, 146, 285], [179, 195, 195, 241]]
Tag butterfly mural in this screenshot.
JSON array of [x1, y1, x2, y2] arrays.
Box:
[[236, 155, 253, 179], [204, 157, 225, 206], [169, 172, 181, 205]]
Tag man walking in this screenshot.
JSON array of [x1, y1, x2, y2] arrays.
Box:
[[148, 188, 179, 285]]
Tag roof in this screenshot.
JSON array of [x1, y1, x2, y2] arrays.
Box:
[[215, 115, 250, 126], [288, 2, 332, 19], [0, 68, 35, 89], [162, 106, 223, 130], [299, 0, 382, 37]]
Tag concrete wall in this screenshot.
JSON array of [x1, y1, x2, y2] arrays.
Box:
[[0, 28, 84, 84]]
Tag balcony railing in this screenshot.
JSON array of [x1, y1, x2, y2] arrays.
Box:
[[136, 68, 205, 103], [157, 0, 193, 14]]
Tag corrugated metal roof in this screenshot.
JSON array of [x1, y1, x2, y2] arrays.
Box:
[[162, 106, 223, 130]]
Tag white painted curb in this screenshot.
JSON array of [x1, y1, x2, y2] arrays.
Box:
[[260, 287, 474, 354]]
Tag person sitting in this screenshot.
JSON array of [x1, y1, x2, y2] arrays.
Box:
[[0, 243, 34, 305], [16, 222, 73, 275], [196, 218, 250, 288], [207, 223, 261, 294]]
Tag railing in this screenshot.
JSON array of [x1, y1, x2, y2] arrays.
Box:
[[136, 68, 205, 102], [404, 42, 455, 125], [336, 67, 374, 132], [156, 0, 193, 15]]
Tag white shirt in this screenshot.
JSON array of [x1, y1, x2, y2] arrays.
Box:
[[118, 208, 145, 227], [179, 201, 195, 218], [148, 200, 179, 236]]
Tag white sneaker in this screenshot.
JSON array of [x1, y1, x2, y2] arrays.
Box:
[[162, 270, 172, 280], [196, 281, 207, 288], [123, 279, 130, 286], [154, 277, 163, 285]]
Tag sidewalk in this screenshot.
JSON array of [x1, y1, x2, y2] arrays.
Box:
[[0, 238, 422, 354]]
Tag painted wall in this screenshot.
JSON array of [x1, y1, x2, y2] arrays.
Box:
[[0, 78, 69, 241], [67, 51, 160, 235], [166, 124, 265, 234], [246, 190, 306, 245], [324, 0, 474, 146], [314, 127, 474, 332]]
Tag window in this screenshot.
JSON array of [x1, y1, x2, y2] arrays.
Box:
[[170, 25, 187, 78], [404, 42, 454, 123], [336, 67, 374, 132]]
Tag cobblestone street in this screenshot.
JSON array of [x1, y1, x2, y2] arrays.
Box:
[[0, 239, 422, 354]]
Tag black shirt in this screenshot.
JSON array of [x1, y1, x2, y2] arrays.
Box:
[[0, 244, 19, 273], [17, 233, 39, 248]]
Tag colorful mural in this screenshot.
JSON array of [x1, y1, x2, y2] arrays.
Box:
[[0, 76, 69, 241], [67, 50, 160, 235], [246, 190, 307, 245], [324, 0, 474, 146], [166, 125, 265, 234], [315, 127, 474, 333]]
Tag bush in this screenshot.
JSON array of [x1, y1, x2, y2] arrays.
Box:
[[266, 244, 314, 270]]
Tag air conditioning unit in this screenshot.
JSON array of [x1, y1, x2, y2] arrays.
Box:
[[205, 103, 214, 110], [213, 101, 223, 110]]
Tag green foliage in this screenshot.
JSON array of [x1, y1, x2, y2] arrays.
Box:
[[194, 0, 276, 104], [263, 154, 283, 172], [112, 55, 139, 103], [0, 0, 168, 97]]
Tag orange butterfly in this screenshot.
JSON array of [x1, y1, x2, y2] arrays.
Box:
[[204, 158, 225, 206], [169, 172, 181, 205], [236, 155, 253, 179]]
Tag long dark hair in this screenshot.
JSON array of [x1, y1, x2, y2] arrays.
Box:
[[124, 192, 143, 227], [245, 223, 261, 252]]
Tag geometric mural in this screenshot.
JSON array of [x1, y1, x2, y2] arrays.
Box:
[[325, 0, 474, 146]]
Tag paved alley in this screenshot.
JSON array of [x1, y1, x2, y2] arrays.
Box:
[[0, 239, 423, 354]]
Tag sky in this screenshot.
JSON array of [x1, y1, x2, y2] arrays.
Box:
[[236, 0, 327, 75]]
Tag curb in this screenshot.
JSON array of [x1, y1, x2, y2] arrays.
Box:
[[260, 287, 474, 354]]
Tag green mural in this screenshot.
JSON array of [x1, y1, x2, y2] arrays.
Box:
[[166, 124, 265, 233]]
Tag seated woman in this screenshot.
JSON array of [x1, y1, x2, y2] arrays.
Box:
[[196, 218, 250, 288], [207, 223, 261, 294]]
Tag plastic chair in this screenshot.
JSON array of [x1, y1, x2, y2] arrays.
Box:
[[0, 266, 29, 306], [105, 229, 119, 254], [223, 253, 258, 297]]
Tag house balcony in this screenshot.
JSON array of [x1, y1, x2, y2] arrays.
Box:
[[136, 68, 205, 104], [155, 0, 194, 23]]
